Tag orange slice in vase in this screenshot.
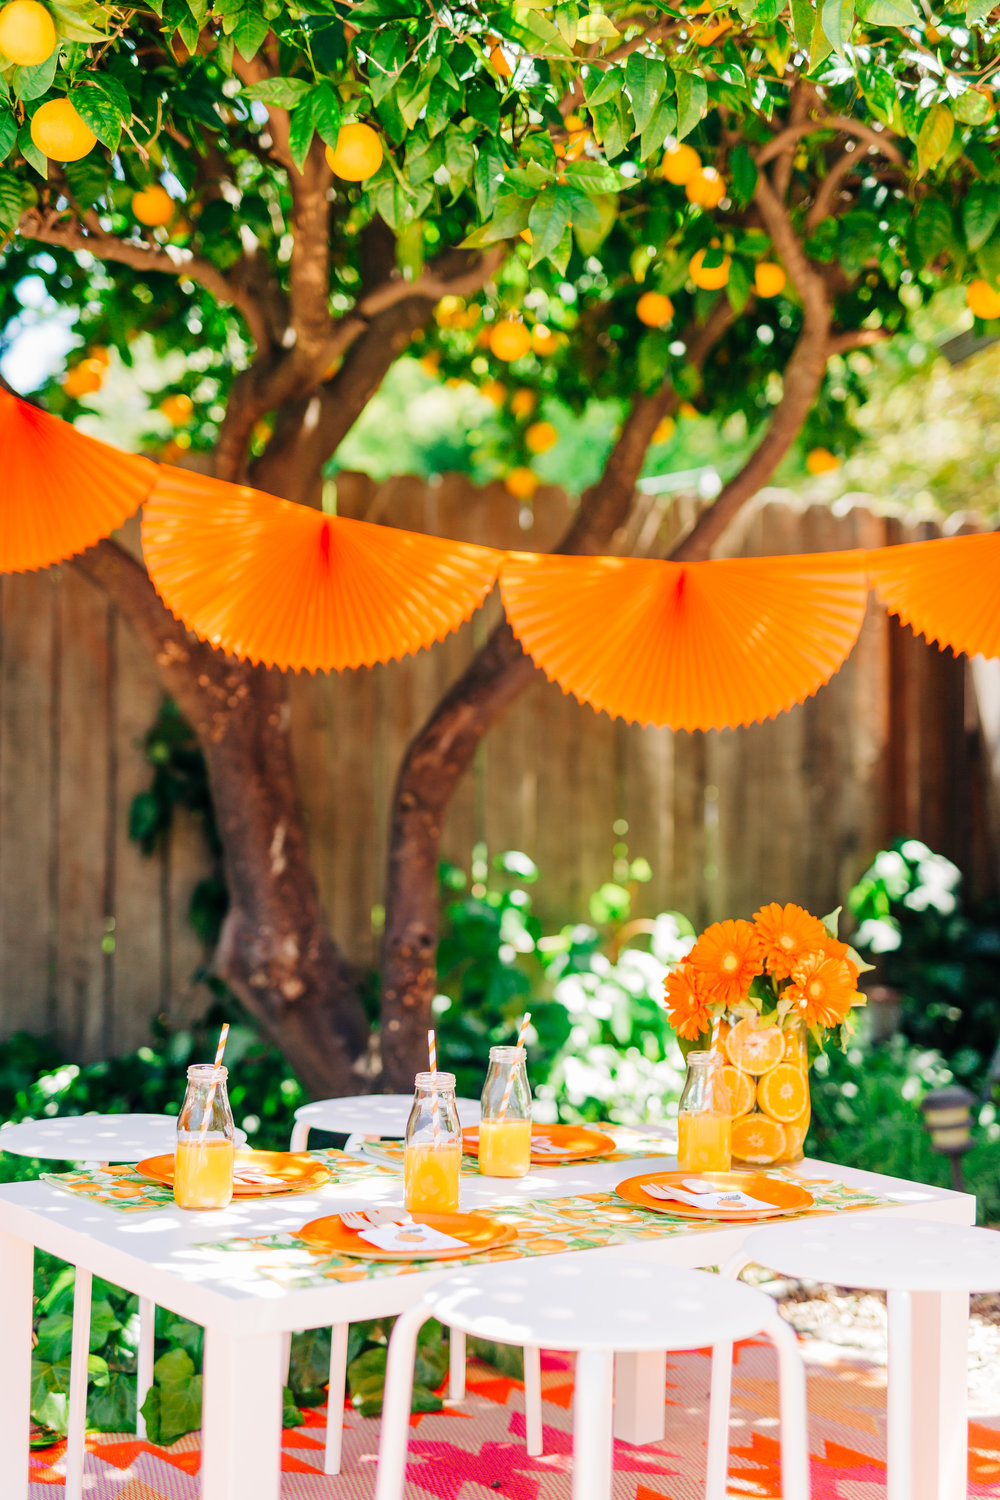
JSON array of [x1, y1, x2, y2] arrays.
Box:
[[722, 1066, 755, 1117], [756, 1063, 808, 1123], [731, 1114, 786, 1165], [725, 1019, 784, 1075]]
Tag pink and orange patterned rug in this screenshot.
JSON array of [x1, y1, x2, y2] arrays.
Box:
[[27, 1338, 1000, 1498]]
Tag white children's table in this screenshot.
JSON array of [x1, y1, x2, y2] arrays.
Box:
[[0, 1153, 974, 1500]]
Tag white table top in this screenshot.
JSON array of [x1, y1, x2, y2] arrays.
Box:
[[0, 1155, 975, 1341], [0, 1114, 247, 1161], [294, 1094, 482, 1134]]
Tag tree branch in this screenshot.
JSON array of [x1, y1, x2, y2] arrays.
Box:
[[757, 114, 904, 170], [17, 206, 272, 353], [827, 327, 891, 354]]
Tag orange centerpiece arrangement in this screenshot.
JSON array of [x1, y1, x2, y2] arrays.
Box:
[[663, 904, 869, 1166]]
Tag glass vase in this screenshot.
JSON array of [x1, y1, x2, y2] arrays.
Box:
[[715, 1013, 810, 1167]]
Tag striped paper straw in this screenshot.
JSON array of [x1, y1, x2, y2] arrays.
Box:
[[427, 1028, 441, 1148], [497, 1012, 532, 1122], [199, 1023, 230, 1140]]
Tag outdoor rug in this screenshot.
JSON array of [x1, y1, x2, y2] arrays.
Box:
[[26, 1336, 1000, 1498]]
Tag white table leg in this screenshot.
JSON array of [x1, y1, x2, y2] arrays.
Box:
[[449, 1328, 466, 1401], [523, 1345, 543, 1456], [65, 1266, 92, 1500], [289, 1121, 310, 1152], [705, 1340, 734, 1500], [572, 1349, 614, 1500], [375, 1303, 431, 1500], [0, 1229, 33, 1500], [324, 1323, 350, 1475], [201, 1327, 285, 1500], [136, 1297, 156, 1438], [905, 1288, 969, 1500], [613, 1350, 666, 1444]]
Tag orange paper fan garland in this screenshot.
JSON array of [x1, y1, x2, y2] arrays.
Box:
[[0, 389, 157, 573], [142, 466, 504, 671], [867, 531, 1000, 661], [499, 550, 870, 730]]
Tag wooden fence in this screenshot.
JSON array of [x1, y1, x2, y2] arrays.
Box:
[[0, 480, 997, 1061]]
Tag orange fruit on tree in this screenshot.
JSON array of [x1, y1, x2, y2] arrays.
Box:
[[564, 113, 585, 132], [689, 246, 731, 290], [62, 358, 105, 398], [661, 142, 701, 185], [652, 415, 675, 444], [31, 98, 96, 162], [519, 227, 533, 244], [565, 128, 590, 161], [489, 318, 532, 362], [0, 0, 56, 65], [88, 345, 110, 367], [754, 261, 786, 298], [510, 387, 537, 419], [686, 166, 725, 208], [805, 446, 840, 475], [636, 290, 675, 328], [505, 466, 538, 500], [531, 323, 556, 355], [722, 1065, 754, 1117], [132, 185, 174, 228], [731, 1113, 786, 1165], [678, 400, 700, 419], [159, 392, 193, 424], [480, 378, 506, 407], [725, 1018, 784, 1075], [756, 1063, 808, 1123], [325, 122, 383, 182], [966, 279, 1000, 319], [490, 41, 512, 77], [525, 419, 558, 454]]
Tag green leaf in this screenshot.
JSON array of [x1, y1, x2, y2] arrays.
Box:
[[462, 190, 530, 245], [141, 1348, 203, 1447], [726, 256, 752, 313], [583, 70, 621, 109], [72, 76, 130, 150], [0, 109, 15, 162], [576, 10, 620, 42], [10, 53, 58, 102], [528, 184, 573, 263], [953, 89, 992, 126], [573, 190, 618, 254], [474, 141, 504, 217], [562, 160, 622, 193], [966, 0, 992, 21], [46, 0, 107, 42], [674, 72, 707, 141], [728, 143, 757, 207], [963, 182, 1000, 251], [789, 0, 814, 46], [916, 103, 954, 178], [590, 97, 628, 160], [856, 0, 918, 24], [638, 94, 677, 160], [63, 153, 108, 209], [821, 0, 855, 54], [0, 169, 25, 233], [242, 77, 312, 109], [912, 195, 955, 264], [223, 0, 268, 60], [624, 53, 666, 136]]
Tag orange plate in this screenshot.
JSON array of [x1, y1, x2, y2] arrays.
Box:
[[462, 1123, 616, 1162], [297, 1211, 518, 1261], [135, 1150, 330, 1197], [615, 1171, 814, 1221]]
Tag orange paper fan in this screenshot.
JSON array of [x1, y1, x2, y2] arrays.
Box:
[[499, 550, 870, 730], [142, 466, 504, 671], [868, 532, 1000, 660], [0, 389, 157, 573]]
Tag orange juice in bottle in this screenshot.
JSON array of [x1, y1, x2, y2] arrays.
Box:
[[677, 1051, 732, 1174], [404, 1070, 462, 1214], [478, 1045, 532, 1177], [174, 1063, 235, 1210]]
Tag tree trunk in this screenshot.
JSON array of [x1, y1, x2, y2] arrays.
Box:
[[76, 539, 371, 1096]]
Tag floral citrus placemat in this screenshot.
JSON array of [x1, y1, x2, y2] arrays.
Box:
[[360, 1125, 678, 1174], [40, 1148, 395, 1213], [190, 1172, 893, 1288]]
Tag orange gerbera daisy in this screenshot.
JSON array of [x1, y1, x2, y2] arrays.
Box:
[[663, 963, 714, 1041], [752, 901, 830, 980], [686, 918, 763, 1009], [783, 950, 858, 1028]]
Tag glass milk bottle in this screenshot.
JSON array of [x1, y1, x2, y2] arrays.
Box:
[[174, 1064, 236, 1210], [478, 1046, 532, 1177], [677, 1051, 732, 1173], [404, 1071, 462, 1214]]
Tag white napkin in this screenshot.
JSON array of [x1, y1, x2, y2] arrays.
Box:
[[528, 1137, 570, 1155], [643, 1182, 775, 1211], [233, 1169, 286, 1187], [357, 1220, 468, 1252]]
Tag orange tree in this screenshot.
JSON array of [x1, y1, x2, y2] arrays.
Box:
[[1, 0, 999, 1092]]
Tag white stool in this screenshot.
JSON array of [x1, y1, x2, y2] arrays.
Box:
[[287, 1092, 482, 1475], [720, 1215, 1000, 1500], [374, 1258, 809, 1500]]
